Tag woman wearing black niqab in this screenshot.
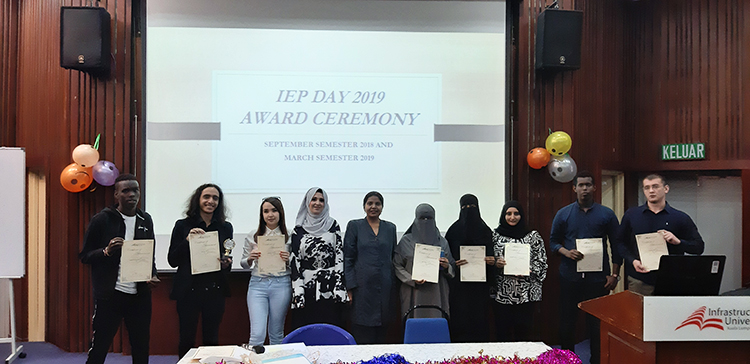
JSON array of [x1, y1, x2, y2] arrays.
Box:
[[393, 203, 455, 319], [445, 194, 494, 342]]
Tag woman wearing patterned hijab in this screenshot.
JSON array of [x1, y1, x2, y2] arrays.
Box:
[[289, 187, 348, 330], [394, 203, 455, 319], [490, 201, 548, 341], [445, 194, 494, 342]]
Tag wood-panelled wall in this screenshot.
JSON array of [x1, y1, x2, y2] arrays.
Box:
[[512, 0, 628, 344], [513, 0, 750, 344], [2, 0, 136, 352], [2, 0, 749, 354], [621, 0, 749, 166]]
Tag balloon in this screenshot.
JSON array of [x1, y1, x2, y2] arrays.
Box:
[[547, 154, 578, 183], [60, 163, 93, 192], [545, 131, 572, 156], [72, 144, 100, 168], [527, 147, 551, 169], [92, 160, 120, 186]]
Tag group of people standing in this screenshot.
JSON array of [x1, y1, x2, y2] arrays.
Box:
[[79, 170, 704, 364], [549, 171, 704, 364]]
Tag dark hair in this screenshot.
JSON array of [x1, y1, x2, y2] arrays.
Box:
[[363, 191, 384, 206], [185, 183, 227, 223], [254, 197, 288, 243], [573, 170, 595, 186], [114, 173, 138, 185], [643, 173, 667, 186]]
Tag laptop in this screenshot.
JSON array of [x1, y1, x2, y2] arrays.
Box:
[[653, 255, 726, 296]]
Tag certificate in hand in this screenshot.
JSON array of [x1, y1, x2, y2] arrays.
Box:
[[258, 235, 287, 274], [576, 238, 604, 272], [189, 231, 221, 275], [459, 245, 486, 282], [636, 232, 669, 271], [120, 239, 154, 283], [411, 243, 441, 283], [503, 243, 530, 276]]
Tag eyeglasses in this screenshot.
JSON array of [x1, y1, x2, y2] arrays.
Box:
[[262, 196, 281, 201]]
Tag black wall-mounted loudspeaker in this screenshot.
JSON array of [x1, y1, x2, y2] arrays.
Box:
[[535, 9, 583, 71], [60, 7, 111, 76]]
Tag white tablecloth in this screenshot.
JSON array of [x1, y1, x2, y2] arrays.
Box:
[[179, 342, 551, 364], [308, 342, 551, 363]]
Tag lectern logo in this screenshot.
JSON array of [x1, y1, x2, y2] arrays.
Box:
[[675, 306, 724, 331]]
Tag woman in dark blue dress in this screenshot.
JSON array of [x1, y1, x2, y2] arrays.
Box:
[[344, 191, 398, 344]]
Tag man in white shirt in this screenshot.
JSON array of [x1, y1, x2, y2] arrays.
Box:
[[79, 174, 158, 364]]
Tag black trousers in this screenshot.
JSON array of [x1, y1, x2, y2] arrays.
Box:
[[493, 301, 536, 342], [559, 279, 608, 364], [176, 286, 226, 358], [350, 324, 386, 344], [291, 297, 345, 331], [86, 290, 151, 364]]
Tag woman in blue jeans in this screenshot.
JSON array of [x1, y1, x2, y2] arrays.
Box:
[[240, 197, 292, 346]]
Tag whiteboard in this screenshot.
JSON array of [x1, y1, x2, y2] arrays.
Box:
[[0, 148, 25, 278]]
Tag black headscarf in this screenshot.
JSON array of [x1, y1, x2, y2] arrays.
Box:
[[445, 194, 493, 258], [494, 200, 531, 240]]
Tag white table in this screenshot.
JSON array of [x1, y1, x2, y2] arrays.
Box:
[[179, 342, 551, 364]]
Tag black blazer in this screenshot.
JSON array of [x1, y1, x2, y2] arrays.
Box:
[[168, 215, 233, 300]]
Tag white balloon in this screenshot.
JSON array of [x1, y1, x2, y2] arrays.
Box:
[[547, 154, 578, 183], [72, 144, 100, 168]]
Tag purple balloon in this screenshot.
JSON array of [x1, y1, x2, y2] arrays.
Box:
[[92, 160, 120, 186]]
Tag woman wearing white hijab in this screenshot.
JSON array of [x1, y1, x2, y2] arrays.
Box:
[[394, 203, 455, 319], [289, 187, 348, 330]]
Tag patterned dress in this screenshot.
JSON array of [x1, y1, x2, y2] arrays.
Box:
[[290, 221, 348, 309], [490, 230, 548, 304]]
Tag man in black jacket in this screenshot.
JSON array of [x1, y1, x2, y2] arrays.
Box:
[[79, 174, 158, 364]]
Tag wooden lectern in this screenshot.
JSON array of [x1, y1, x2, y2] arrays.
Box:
[[579, 291, 750, 364]]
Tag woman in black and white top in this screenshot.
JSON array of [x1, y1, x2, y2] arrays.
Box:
[[490, 200, 547, 342], [289, 187, 348, 330]]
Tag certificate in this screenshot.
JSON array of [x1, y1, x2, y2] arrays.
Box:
[[411, 243, 441, 283], [576, 238, 603, 272], [189, 231, 221, 275], [120, 239, 154, 283], [258, 235, 287, 275], [636, 232, 669, 271], [459, 245, 486, 282], [503, 243, 530, 276]]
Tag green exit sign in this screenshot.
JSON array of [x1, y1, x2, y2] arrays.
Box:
[[661, 143, 705, 161]]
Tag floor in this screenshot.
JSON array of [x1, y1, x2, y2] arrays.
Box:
[[0, 342, 179, 364]]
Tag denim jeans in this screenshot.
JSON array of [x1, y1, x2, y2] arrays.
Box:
[[247, 275, 292, 345]]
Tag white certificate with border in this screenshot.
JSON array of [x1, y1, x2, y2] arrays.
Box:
[[636, 232, 669, 271], [576, 238, 604, 272], [503, 243, 530, 276], [411, 243, 441, 283], [120, 239, 154, 283], [189, 231, 221, 275], [258, 235, 287, 275], [459, 245, 486, 282]]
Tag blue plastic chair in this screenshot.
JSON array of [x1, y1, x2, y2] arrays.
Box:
[[403, 305, 451, 344], [281, 323, 357, 346]]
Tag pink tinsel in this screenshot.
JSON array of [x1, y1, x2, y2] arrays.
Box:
[[326, 349, 582, 364]]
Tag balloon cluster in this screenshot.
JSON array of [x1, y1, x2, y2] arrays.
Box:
[[526, 131, 577, 183], [60, 136, 120, 192]]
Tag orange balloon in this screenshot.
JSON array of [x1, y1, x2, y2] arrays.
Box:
[[60, 163, 93, 193], [527, 147, 551, 169]]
